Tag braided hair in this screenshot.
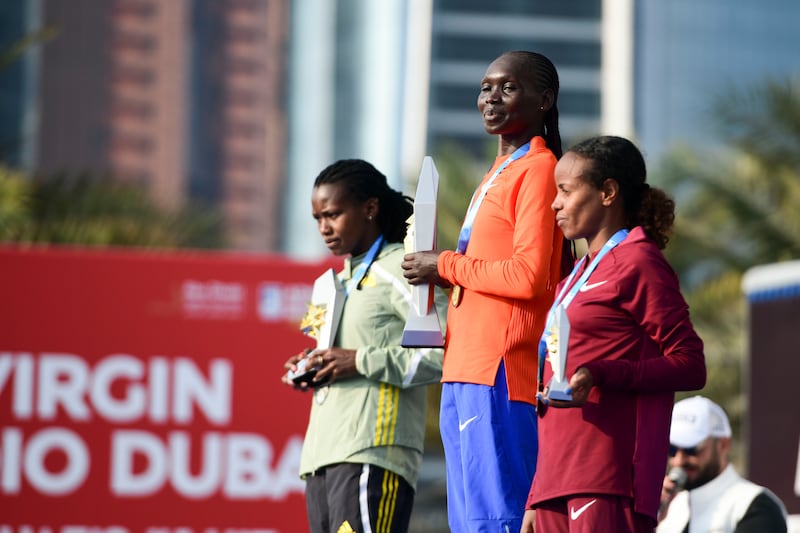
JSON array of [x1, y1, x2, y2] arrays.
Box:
[[568, 136, 676, 249], [501, 51, 571, 273], [313, 159, 413, 243], [501, 50, 563, 159]]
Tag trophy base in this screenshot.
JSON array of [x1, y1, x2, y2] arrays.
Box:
[[546, 377, 572, 401], [287, 359, 329, 387], [401, 311, 444, 348], [401, 329, 444, 348], [547, 389, 572, 401]]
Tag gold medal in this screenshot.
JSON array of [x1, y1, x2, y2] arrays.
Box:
[[451, 285, 463, 307], [314, 384, 329, 405]]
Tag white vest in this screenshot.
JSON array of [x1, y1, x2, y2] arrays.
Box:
[[657, 464, 787, 533]]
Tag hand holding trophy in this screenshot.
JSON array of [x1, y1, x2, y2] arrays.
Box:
[[545, 305, 572, 401], [286, 268, 345, 387], [401, 156, 444, 348]]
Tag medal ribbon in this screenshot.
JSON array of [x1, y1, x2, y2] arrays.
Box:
[[455, 142, 531, 254], [344, 235, 385, 296], [312, 235, 384, 405], [536, 228, 629, 386]]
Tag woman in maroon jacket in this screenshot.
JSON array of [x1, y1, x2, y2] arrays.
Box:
[[523, 135, 706, 533]]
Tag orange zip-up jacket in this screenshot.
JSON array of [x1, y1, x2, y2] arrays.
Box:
[[437, 136, 563, 404]]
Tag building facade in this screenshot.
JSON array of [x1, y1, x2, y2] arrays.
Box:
[[1, 0, 289, 251]]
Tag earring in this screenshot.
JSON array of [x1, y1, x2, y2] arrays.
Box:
[[368, 216, 373, 221], [539, 106, 544, 111]]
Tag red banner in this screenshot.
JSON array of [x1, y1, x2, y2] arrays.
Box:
[[0, 245, 338, 533]]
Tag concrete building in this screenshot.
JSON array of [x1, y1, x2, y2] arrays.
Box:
[[1, 0, 289, 251]]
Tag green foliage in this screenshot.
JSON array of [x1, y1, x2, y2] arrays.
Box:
[[1, 170, 223, 248], [0, 26, 58, 71], [661, 151, 800, 289], [713, 77, 800, 171], [414, 142, 487, 252], [1, 27, 223, 250], [0, 165, 32, 239], [657, 77, 800, 455]]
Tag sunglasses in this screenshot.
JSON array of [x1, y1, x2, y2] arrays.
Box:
[[669, 442, 707, 457]]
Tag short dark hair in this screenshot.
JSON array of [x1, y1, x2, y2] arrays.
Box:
[[499, 50, 563, 158]]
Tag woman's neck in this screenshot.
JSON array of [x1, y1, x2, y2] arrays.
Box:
[[497, 130, 540, 156], [586, 225, 628, 255], [351, 230, 383, 257]]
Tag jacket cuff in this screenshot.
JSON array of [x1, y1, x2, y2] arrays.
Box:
[[581, 361, 605, 386], [438, 250, 456, 280]]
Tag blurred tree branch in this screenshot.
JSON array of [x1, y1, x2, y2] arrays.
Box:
[[0, 26, 58, 71]]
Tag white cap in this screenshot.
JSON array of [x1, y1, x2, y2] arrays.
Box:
[[669, 396, 732, 448]]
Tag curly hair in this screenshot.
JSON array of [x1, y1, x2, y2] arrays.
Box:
[[568, 136, 675, 249]]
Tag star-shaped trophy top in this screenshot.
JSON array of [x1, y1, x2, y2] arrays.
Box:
[[299, 301, 327, 340]]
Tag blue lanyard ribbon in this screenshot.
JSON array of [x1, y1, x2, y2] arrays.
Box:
[[456, 142, 531, 254], [537, 228, 629, 385], [345, 235, 385, 296]]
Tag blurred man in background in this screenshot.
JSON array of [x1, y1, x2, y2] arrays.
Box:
[[657, 395, 787, 532]]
